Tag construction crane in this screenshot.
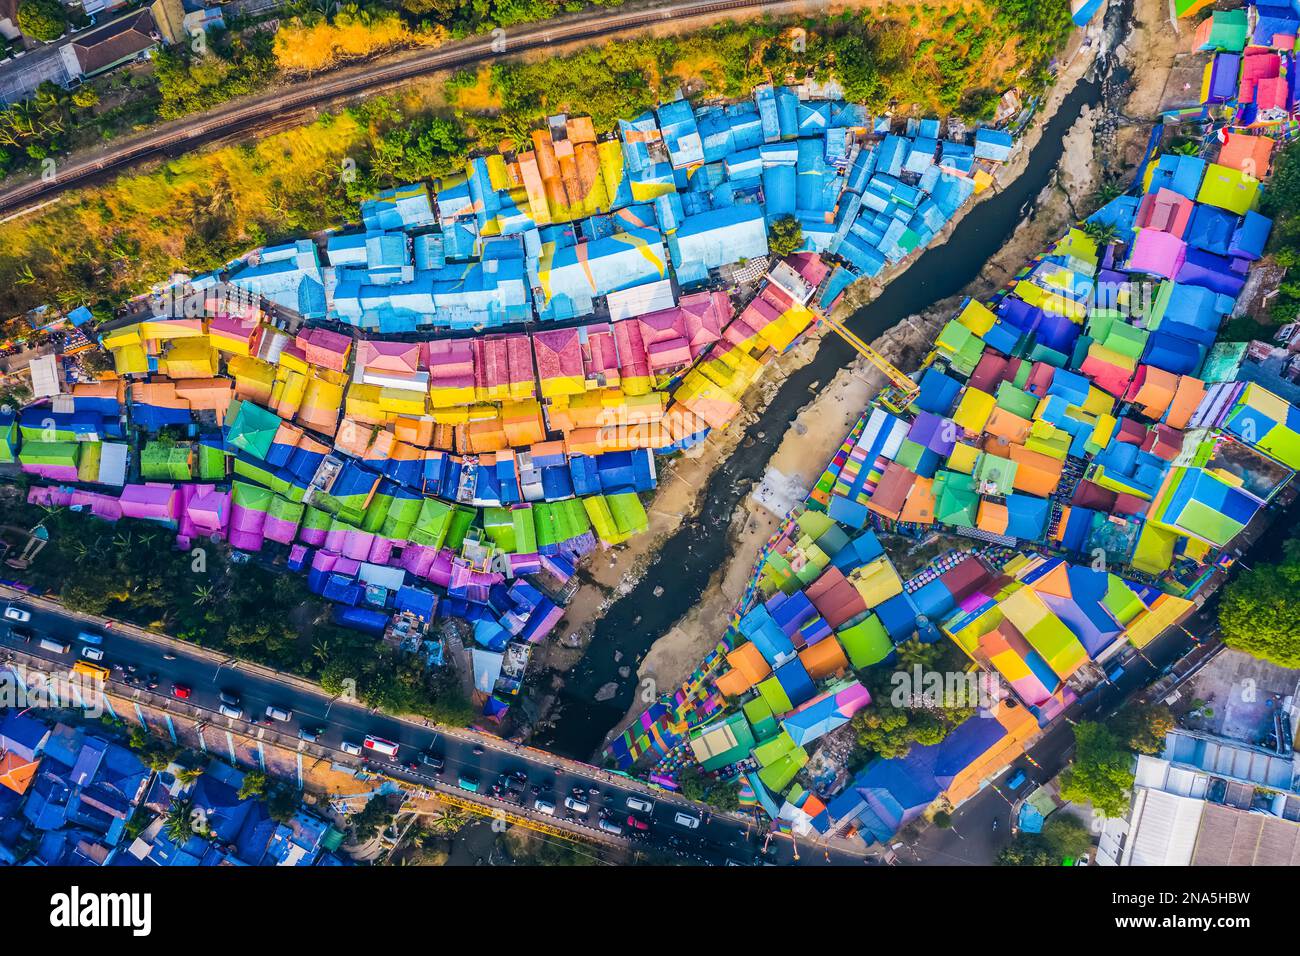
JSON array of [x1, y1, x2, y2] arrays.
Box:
[[821, 313, 921, 413]]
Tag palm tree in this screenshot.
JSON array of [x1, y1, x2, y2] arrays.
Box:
[[164, 798, 195, 843], [1081, 221, 1119, 246], [192, 584, 216, 606], [1091, 177, 1124, 208], [1171, 140, 1201, 157], [175, 767, 203, 786]]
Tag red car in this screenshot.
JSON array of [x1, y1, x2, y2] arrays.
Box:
[[172, 684, 192, 700], [626, 815, 650, 831]]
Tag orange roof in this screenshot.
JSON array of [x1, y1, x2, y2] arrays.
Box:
[[984, 407, 1032, 444], [977, 500, 1010, 534], [714, 668, 754, 698], [1008, 445, 1064, 496], [799, 638, 849, 680], [1218, 132, 1274, 179], [897, 475, 936, 524], [726, 642, 771, 685], [0, 751, 39, 795], [1167, 375, 1206, 430]]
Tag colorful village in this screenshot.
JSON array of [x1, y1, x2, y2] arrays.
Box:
[[1, 85, 1013, 720], [3, 0, 1300, 880], [604, 3, 1300, 848]]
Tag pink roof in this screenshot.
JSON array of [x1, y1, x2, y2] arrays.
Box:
[[1239, 51, 1281, 104], [297, 328, 352, 371], [532, 328, 583, 380], [1127, 229, 1187, 279], [426, 339, 475, 375], [1257, 75, 1289, 111], [358, 339, 421, 374], [579, 324, 620, 378], [208, 316, 258, 342], [677, 291, 728, 357], [119, 484, 178, 520], [1135, 187, 1193, 237], [613, 320, 650, 379], [785, 251, 830, 287]]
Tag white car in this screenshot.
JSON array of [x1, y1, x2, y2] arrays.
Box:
[[218, 704, 243, 720], [80, 647, 105, 662], [4, 606, 31, 623], [534, 800, 557, 816], [340, 741, 363, 756], [625, 796, 654, 814], [673, 811, 700, 829], [564, 796, 590, 814], [265, 705, 292, 722]]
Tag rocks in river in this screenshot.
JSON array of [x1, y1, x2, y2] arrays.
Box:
[[618, 666, 631, 679], [595, 682, 619, 702], [614, 650, 623, 663], [652, 585, 665, 597]]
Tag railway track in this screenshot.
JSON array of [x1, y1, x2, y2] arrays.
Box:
[[0, 0, 795, 218]]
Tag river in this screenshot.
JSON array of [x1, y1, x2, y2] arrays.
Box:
[[536, 30, 1121, 761]]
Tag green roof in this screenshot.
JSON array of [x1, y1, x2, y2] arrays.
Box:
[[836, 615, 893, 668], [140, 442, 192, 481], [226, 400, 281, 460]]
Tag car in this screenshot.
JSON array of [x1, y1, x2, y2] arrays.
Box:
[[298, 725, 324, 742], [265, 705, 292, 722], [218, 689, 240, 707], [418, 752, 445, 772], [172, 684, 192, 700], [218, 704, 243, 720], [598, 819, 624, 836], [626, 815, 650, 831], [625, 796, 654, 814], [534, 799, 557, 816], [564, 796, 589, 814], [8, 626, 33, 643], [340, 741, 363, 756], [363, 735, 399, 758], [76, 631, 103, 646], [458, 775, 479, 793], [3, 606, 31, 623], [80, 647, 105, 662], [673, 811, 700, 829], [1006, 769, 1028, 791]]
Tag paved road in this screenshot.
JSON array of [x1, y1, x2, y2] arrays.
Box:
[[0, 588, 867, 866], [0, 0, 802, 218]]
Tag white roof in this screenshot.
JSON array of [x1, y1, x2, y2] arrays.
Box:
[[97, 442, 129, 487], [606, 278, 677, 321], [1122, 788, 1205, 866], [28, 354, 61, 398]]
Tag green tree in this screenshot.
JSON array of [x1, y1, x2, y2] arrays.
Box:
[[165, 798, 196, 843], [1042, 815, 1092, 860], [1059, 722, 1134, 818], [1219, 553, 1300, 667], [17, 0, 67, 42], [266, 784, 302, 824], [1110, 703, 1175, 756], [995, 831, 1054, 866], [238, 769, 268, 800], [767, 214, 803, 259]]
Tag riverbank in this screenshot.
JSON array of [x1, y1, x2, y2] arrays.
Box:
[[528, 13, 1129, 758]]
